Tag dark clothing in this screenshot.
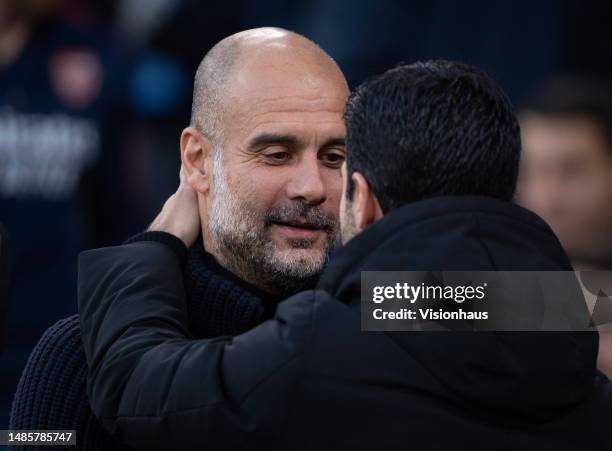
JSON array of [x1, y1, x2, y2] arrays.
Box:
[[9, 232, 265, 449], [8, 316, 131, 451], [78, 196, 612, 451], [184, 246, 268, 337]]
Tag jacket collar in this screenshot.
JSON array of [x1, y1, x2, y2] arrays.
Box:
[[317, 195, 562, 304]]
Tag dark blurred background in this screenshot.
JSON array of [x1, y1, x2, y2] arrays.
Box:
[[1, 0, 612, 431]]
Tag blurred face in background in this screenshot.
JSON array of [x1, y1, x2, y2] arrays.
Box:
[[517, 114, 612, 269]]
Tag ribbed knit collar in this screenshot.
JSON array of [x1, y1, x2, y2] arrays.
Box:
[[183, 245, 278, 338]]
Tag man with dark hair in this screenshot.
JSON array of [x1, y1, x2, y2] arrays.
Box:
[[78, 61, 612, 450], [344, 61, 520, 211], [517, 76, 612, 376]]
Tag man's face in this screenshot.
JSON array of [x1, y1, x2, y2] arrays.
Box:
[[517, 114, 612, 267], [205, 52, 348, 293]]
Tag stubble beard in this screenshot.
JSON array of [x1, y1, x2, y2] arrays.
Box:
[[208, 153, 339, 296]]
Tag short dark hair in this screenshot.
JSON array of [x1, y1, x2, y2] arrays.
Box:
[[519, 75, 612, 151], [344, 60, 521, 213]]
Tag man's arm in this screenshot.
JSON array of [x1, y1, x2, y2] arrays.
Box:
[[78, 241, 315, 451]]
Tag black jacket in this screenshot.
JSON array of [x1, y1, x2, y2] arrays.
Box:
[[78, 196, 612, 451], [8, 232, 266, 451]]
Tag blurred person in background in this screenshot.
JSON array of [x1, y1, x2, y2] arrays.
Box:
[[517, 75, 612, 377], [0, 0, 144, 427]]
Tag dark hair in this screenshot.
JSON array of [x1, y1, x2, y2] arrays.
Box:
[[344, 60, 521, 213], [519, 75, 612, 151]]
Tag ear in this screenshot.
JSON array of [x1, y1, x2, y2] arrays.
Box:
[[180, 126, 214, 194], [351, 171, 384, 230]]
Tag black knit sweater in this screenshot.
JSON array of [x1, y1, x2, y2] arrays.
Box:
[[8, 232, 269, 450]]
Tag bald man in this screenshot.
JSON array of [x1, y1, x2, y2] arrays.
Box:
[[172, 27, 348, 295], [9, 28, 348, 449]]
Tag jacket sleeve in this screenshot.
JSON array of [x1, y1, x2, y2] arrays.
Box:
[[78, 241, 315, 451]]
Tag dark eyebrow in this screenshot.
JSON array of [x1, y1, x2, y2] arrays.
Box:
[[247, 133, 301, 151], [320, 137, 346, 149]]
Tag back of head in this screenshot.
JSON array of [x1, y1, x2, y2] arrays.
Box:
[[344, 60, 521, 213]]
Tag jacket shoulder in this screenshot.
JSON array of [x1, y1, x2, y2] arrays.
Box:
[[78, 242, 185, 345], [78, 241, 180, 279]]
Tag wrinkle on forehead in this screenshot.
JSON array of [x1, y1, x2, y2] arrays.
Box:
[[229, 61, 346, 96], [226, 90, 346, 137], [229, 97, 346, 138], [247, 95, 347, 111]]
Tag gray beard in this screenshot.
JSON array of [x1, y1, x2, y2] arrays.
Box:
[[208, 156, 338, 296]]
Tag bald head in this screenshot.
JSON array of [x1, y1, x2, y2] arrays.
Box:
[[190, 27, 347, 143]]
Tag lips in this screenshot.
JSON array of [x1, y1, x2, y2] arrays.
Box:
[[276, 220, 323, 230], [271, 221, 325, 240]]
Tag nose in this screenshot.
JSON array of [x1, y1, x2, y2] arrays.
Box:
[[285, 154, 327, 206]]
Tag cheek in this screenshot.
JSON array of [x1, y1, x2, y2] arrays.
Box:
[[572, 168, 612, 205], [231, 167, 285, 210], [339, 192, 349, 227], [322, 170, 343, 217], [554, 173, 612, 232], [582, 176, 612, 222]]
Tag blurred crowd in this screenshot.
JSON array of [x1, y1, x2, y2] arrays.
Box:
[[1, 0, 612, 430]]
